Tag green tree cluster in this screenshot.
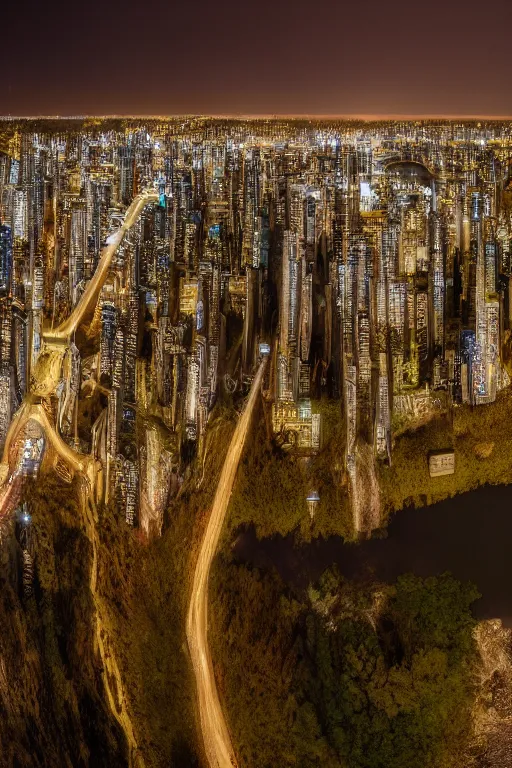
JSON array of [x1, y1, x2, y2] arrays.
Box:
[[210, 557, 480, 768]]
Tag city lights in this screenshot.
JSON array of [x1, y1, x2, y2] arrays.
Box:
[[2, 116, 512, 768]]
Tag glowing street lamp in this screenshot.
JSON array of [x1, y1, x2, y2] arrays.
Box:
[[306, 490, 320, 519]]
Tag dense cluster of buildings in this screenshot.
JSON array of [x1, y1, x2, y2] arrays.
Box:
[[1, 117, 512, 529]]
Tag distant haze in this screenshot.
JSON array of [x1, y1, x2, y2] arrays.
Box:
[[2, 0, 512, 116]]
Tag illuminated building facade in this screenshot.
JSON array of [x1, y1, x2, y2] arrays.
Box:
[[1, 119, 512, 529]]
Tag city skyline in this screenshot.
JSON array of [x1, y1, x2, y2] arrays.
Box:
[[2, 115, 512, 766], [4, 0, 512, 761], [0, 117, 511, 536]]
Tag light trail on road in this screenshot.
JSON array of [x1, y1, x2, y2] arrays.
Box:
[[187, 358, 267, 768], [0, 190, 158, 764], [45, 190, 159, 342], [0, 189, 160, 518]]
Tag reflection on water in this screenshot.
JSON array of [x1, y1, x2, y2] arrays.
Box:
[[233, 483, 512, 625]]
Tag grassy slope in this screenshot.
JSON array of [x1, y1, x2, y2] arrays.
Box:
[[379, 388, 512, 521], [0, 474, 127, 767], [224, 396, 353, 543], [97, 406, 236, 767]]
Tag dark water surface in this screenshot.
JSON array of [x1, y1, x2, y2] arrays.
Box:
[[233, 484, 512, 625]]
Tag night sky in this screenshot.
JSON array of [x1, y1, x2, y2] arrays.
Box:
[[3, 0, 512, 117]]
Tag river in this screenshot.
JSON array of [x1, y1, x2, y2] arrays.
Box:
[[233, 483, 512, 625]]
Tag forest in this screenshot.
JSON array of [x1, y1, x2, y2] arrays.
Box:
[[210, 556, 480, 768], [4, 387, 512, 766]]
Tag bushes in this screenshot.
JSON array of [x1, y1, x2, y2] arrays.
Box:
[[210, 556, 480, 768], [379, 389, 512, 521], [227, 396, 354, 541]]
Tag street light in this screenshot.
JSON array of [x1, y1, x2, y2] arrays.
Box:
[[306, 490, 320, 519]]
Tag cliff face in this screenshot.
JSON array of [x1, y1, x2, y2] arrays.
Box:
[[0, 475, 128, 768]]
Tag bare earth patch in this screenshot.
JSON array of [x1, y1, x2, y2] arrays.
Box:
[[474, 443, 495, 460]]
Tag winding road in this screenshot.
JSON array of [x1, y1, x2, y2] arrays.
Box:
[[0, 189, 159, 518], [46, 190, 159, 342], [186, 358, 267, 768], [0, 184, 259, 768], [0, 190, 159, 767]]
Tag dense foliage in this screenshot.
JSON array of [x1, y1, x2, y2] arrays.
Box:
[[0, 475, 128, 767], [226, 396, 354, 542], [380, 388, 512, 517], [210, 557, 480, 768], [5, 386, 507, 766]]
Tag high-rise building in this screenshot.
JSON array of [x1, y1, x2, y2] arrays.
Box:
[[0, 224, 12, 294]]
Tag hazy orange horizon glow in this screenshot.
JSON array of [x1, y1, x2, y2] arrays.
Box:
[[2, 0, 512, 117]]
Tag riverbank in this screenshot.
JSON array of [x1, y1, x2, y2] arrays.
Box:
[[232, 480, 512, 625], [207, 389, 512, 767], [211, 476, 512, 767], [379, 387, 512, 519], [223, 387, 512, 545]]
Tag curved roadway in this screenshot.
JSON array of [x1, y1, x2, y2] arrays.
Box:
[[0, 185, 260, 768], [46, 190, 159, 342], [0, 189, 159, 509], [0, 190, 159, 766], [187, 358, 267, 768]]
